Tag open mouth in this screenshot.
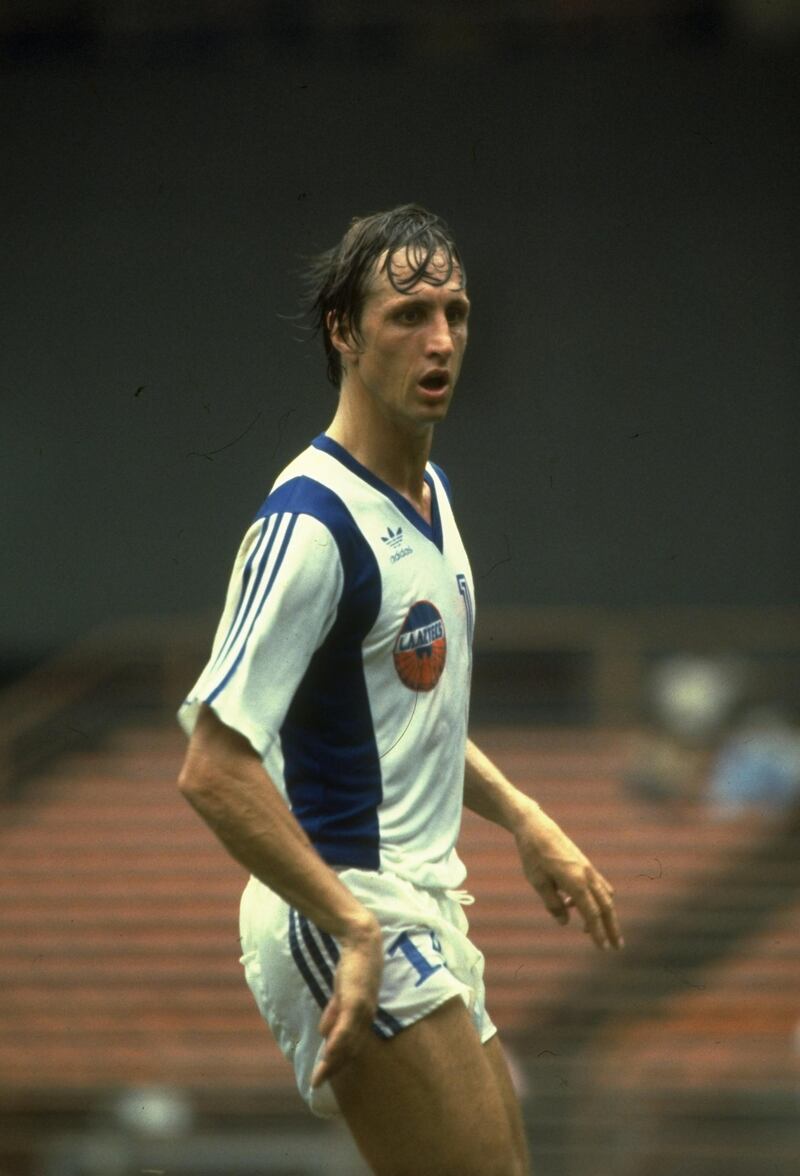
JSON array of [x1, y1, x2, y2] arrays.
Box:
[[419, 372, 449, 392]]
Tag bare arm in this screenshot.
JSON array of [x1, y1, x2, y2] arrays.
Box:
[[178, 704, 383, 1086], [464, 738, 623, 951]]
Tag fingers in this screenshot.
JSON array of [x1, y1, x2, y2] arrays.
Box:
[[312, 998, 360, 1087], [311, 928, 383, 1088], [518, 813, 625, 951], [594, 875, 623, 948], [576, 875, 624, 951], [312, 998, 350, 1087], [317, 994, 339, 1040], [311, 990, 376, 1088], [533, 863, 624, 951], [535, 875, 572, 925]]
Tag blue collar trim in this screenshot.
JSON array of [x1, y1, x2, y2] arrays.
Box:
[[312, 434, 444, 552]]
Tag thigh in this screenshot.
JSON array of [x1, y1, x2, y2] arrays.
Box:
[[483, 1034, 531, 1175], [331, 996, 527, 1176]]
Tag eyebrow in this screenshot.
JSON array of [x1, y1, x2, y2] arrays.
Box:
[[382, 291, 471, 313]]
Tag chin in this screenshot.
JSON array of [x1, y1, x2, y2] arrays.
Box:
[[415, 404, 450, 428]]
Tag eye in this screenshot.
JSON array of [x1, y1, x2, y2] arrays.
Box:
[[397, 306, 422, 325], [446, 303, 469, 325]]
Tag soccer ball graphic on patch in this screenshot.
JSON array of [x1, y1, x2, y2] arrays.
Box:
[[393, 600, 447, 692]]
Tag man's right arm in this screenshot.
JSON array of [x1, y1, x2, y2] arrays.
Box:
[[177, 703, 383, 1088]]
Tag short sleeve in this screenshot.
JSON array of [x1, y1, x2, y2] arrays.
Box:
[[178, 511, 344, 757]]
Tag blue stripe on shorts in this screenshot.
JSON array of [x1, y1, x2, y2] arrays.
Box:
[[289, 910, 404, 1039]]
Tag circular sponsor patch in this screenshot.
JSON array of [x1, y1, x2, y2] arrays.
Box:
[[393, 600, 447, 692]]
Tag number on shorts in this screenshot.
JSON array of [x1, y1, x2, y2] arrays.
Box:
[[388, 931, 443, 987]]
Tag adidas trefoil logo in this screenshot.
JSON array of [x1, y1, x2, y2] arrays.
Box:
[[381, 525, 413, 564], [381, 526, 404, 549]]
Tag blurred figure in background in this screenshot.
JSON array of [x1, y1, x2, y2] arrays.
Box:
[[708, 704, 800, 820], [627, 652, 800, 821]]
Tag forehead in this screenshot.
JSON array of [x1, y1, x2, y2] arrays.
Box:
[[365, 246, 467, 305]]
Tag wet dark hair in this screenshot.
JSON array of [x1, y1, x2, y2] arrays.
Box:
[[304, 203, 465, 388]]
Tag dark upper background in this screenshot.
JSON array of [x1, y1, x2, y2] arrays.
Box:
[[1, 1, 798, 665]]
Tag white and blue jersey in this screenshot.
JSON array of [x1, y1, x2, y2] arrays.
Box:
[[179, 434, 475, 891]]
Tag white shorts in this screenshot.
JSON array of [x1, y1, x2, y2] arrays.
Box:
[[239, 868, 497, 1117]]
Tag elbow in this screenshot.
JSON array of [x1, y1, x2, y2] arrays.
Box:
[[177, 750, 212, 804], [178, 704, 243, 804], [177, 761, 193, 799]]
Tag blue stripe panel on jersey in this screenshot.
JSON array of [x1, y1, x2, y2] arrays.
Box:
[[258, 476, 383, 871], [312, 433, 444, 553], [204, 513, 299, 706]]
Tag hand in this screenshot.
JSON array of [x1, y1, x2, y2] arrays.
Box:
[[515, 803, 624, 951], [311, 913, 384, 1088]]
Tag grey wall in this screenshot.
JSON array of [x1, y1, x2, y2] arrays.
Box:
[[2, 37, 798, 657]]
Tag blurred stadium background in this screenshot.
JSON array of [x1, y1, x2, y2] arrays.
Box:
[[1, 2, 799, 1173]]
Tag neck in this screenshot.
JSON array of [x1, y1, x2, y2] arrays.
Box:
[[326, 385, 433, 508]]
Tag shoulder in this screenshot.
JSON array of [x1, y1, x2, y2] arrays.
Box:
[[254, 443, 350, 530], [254, 443, 377, 583]]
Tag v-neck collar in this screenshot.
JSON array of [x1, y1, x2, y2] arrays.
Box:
[[313, 433, 444, 552]]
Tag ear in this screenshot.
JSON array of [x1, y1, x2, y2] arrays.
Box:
[[327, 310, 360, 366]]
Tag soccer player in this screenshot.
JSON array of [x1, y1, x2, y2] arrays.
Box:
[[177, 205, 623, 1176]]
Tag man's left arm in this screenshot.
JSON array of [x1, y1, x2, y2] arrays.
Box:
[[464, 739, 624, 951]]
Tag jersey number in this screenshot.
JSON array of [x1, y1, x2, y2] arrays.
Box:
[[457, 573, 474, 644]]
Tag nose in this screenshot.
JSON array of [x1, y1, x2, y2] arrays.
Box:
[[426, 311, 455, 360]]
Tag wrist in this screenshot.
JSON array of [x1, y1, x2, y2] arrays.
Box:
[[512, 796, 553, 846], [335, 903, 381, 948]]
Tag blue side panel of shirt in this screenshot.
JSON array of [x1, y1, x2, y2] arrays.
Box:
[[256, 476, 384, 870]]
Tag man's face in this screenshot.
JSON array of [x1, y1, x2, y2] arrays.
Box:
[[339, 248, 470, 433]]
